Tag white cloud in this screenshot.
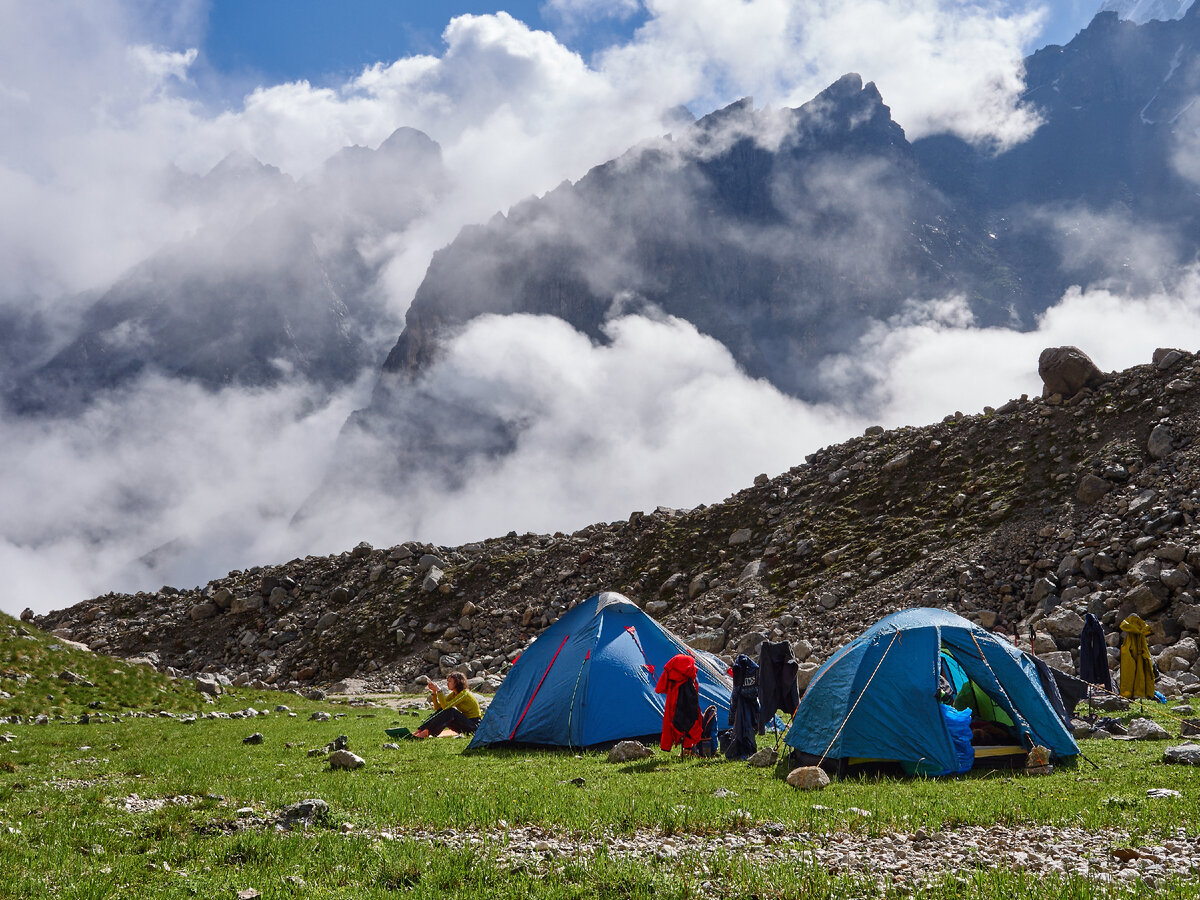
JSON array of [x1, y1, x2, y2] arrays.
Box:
[[7, 261, 1200, 614], [603, 0, 1046, 150], [128, 44, 197, 86], [544, 0, 644, 23], [0, 1, 1051, 308], [296, 313, 864, 548], [823, 266, 1200, 428], [0, 0, 1140, 616], [798, 0, 1045, 148], [0, 373, 370, 612]]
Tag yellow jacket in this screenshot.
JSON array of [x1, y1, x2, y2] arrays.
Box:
[[432, 688, 481, 719], [1119, 614, 1155, 699]]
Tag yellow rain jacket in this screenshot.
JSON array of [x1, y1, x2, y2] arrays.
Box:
[[1119, 614, 1155, 699]]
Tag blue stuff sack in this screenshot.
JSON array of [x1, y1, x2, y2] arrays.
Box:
[[941, 704, 975, 775]]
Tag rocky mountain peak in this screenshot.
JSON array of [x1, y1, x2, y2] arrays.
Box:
[[693, 95, 756, 132], [790, 71, 903, 150], [206, 149, 287, 184], [377, 125, 442, 162]]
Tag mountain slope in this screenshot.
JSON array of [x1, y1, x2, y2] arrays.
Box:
[[304, 73, 1021, 517], [5, 128, 445, 414], [916, 8, 1200, 213], [381, 74, 1015, 401], [307, 11, 1200, 523], [1099, 0, 1197, 24], [35, 346, 1200, 702]]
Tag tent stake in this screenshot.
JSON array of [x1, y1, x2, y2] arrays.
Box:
[[1078, 750, 1100, 771]]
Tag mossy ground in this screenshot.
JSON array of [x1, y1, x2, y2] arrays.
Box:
[[0, 697, 1197, 899], [3, 616, 1198, 898]]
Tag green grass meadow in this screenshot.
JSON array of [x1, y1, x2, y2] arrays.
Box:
[[2, 617, 1199, 898], [0, 699, 1197, 899]]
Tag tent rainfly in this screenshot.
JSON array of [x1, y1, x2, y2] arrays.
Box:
[[468, 592, 732, 749]]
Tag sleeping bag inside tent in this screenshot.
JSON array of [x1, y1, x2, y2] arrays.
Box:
[[784, 608, 1078, 777], [468, 592, 733, 749]]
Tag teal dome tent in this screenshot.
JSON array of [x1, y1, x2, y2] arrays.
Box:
[[784, 608, 1078, 776]]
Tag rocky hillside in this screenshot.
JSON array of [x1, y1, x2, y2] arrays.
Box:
[[32, 346, 1200, 699]]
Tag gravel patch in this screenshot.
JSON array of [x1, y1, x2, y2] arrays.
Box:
[[111, 793, 198, 813], [48, 777, 107, 790], [366, 823, 1200, 890]]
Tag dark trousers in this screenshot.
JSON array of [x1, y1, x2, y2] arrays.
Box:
[[419, 707, 480, 735]]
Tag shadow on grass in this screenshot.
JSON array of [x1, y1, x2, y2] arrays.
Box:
[[618, 759, 674, 774]]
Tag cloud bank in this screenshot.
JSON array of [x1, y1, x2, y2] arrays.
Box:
[[7, 264, 1200, 614], [1, 1, 1188, 615], [0, 0, 1047, 308]]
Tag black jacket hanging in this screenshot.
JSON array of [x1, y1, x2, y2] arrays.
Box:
[[726, 654, 761, 760], [757, 640, 800, 722], [1079, 613, 1112, 691]]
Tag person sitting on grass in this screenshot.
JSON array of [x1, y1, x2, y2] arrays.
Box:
[[413, 671, 481, 738]]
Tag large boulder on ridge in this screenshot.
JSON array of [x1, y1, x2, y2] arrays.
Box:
[[1038, 346, 1106, 397]]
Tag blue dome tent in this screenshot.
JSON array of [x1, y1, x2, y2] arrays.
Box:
[[784, 608, 1079, 776], [468, 592, 732, 749]]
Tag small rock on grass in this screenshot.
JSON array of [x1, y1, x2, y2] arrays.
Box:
[[607, 741, 653, 763], [278, 799, 329, 828], [1147, 789, 1182, 799], [1164, 742, 1200, 765], [747, 747, 777, 768], [328, 750, 365, 771], [786, 766, 829, 790], [242, 733, 263, 745], [1127, 718, 1170, 740]]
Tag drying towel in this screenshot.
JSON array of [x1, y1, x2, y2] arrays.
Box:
[[1119, 614, 1155, 699], [758, 640, 800, 721], [726, 654, 761, 759]]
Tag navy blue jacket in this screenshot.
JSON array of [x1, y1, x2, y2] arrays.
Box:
[[726, 654, 761, 759], [1079, 613, 1112, 691]]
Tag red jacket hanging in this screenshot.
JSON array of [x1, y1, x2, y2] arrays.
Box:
[[655, 654, 703, 750]]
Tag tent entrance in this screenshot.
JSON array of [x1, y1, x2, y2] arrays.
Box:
[[940, 647, 1019, 746], [941, 648, 1013, 726]]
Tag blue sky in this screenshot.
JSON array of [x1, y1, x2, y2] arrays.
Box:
[[200, 1, 1095, 89], [202, 0, 648, 86]]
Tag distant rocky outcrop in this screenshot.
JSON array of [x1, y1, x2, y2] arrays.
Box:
[[5, 128, 446, 415]]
